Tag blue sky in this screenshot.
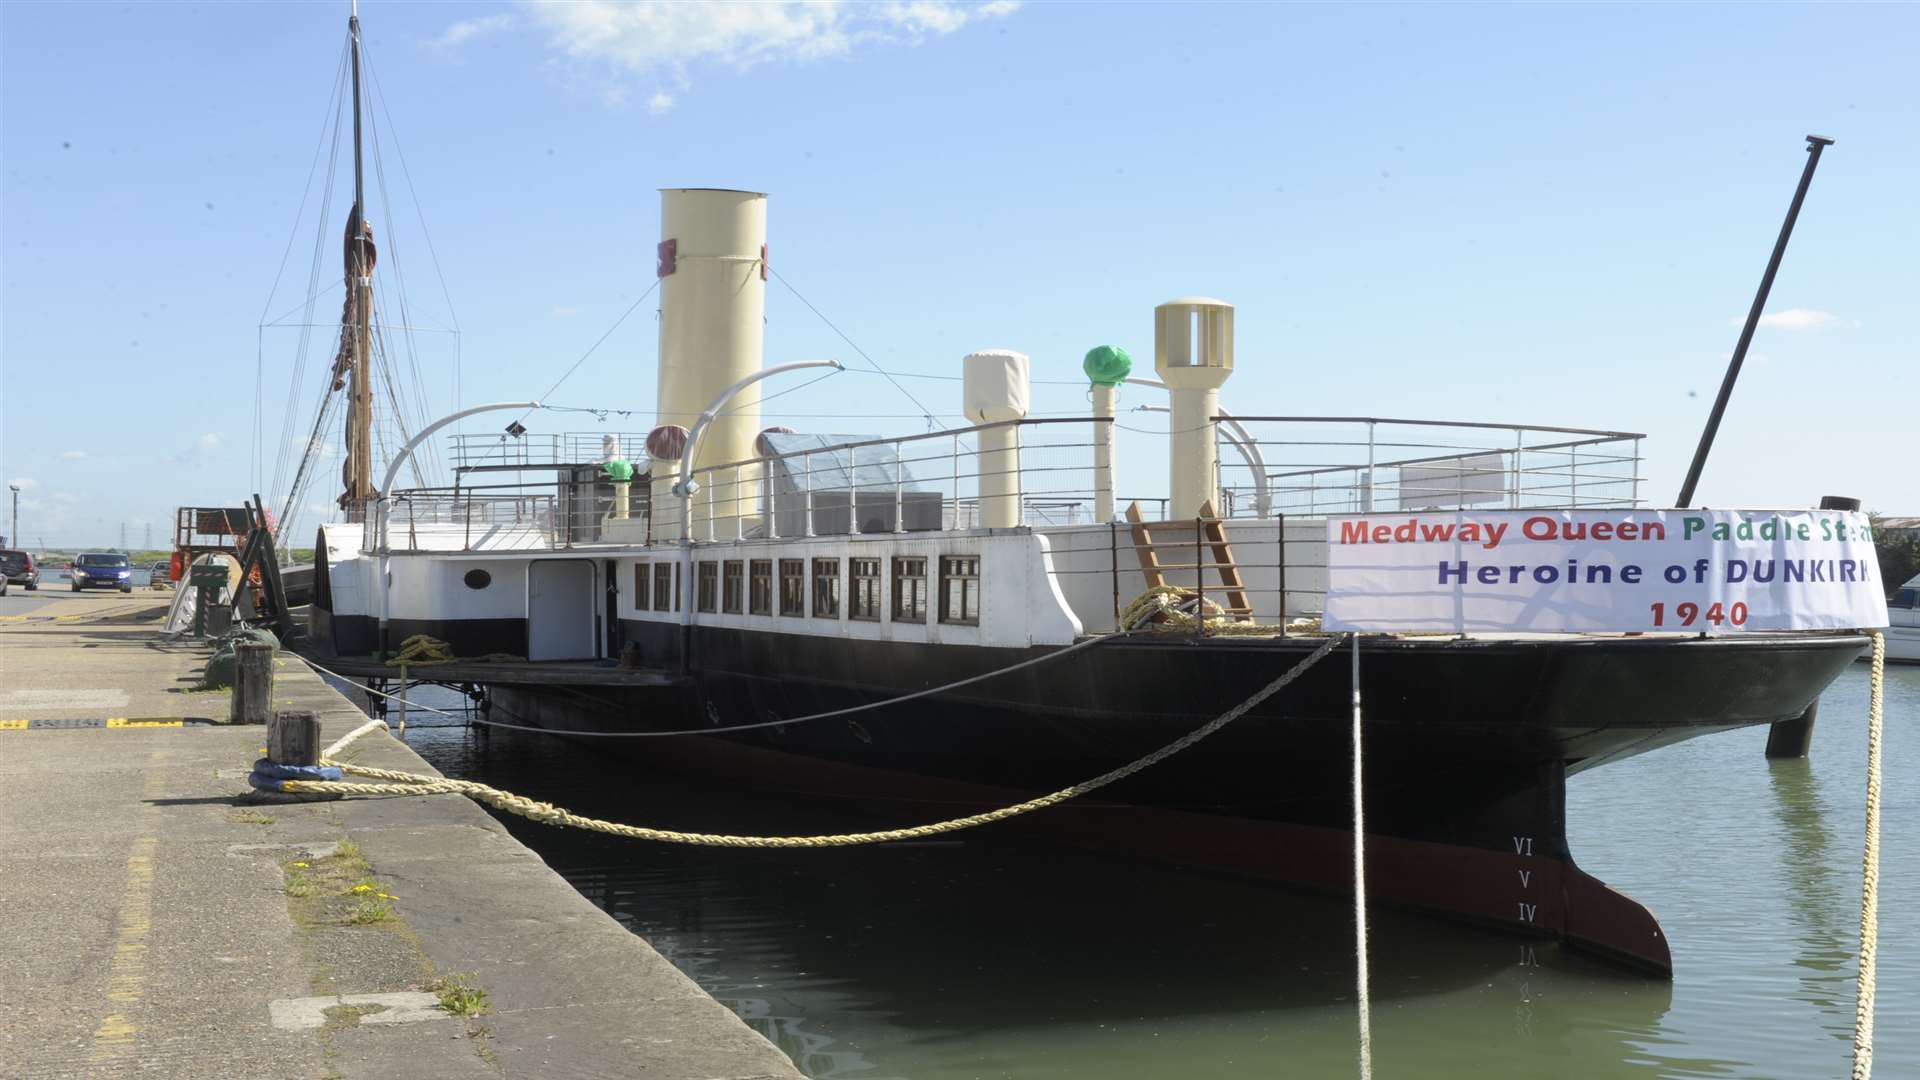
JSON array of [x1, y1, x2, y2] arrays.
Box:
[[2, 1, 1914, 548]]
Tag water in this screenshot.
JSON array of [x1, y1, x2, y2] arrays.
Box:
[[396, 664, 1916, 1078]]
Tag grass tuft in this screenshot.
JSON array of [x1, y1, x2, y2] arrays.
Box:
[[429, 973, 492, 1017]]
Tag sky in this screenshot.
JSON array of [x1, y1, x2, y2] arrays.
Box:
[[2, 1, 1915, 549]]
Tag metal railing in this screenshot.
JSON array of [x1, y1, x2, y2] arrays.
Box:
[[674, 418, 1110, 542], [383, 415, 1645, 553], [1217, 416, 1643, 518]]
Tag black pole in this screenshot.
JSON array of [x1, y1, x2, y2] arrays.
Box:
[[1675, 135, 1833, 508]]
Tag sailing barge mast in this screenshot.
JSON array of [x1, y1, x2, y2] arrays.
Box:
[[340, 4, 375, 523]]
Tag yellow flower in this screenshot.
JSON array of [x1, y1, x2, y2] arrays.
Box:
[[351, 884, 372, 893], [377, 893, 397, 901], [291, 861, 309, 869]]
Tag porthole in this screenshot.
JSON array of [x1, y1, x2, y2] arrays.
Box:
[[463, 568, 492, 590]]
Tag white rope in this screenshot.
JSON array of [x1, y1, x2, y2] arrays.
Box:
[[323, 717, 388, 758], [1851, 629, 1885, 1080], [1351, 633, 1374, 1079]]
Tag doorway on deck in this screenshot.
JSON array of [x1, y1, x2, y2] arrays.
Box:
[[527, 559, 599, 661]]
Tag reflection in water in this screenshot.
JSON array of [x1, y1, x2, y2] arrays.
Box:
[[1765, 755, 1855, 1037], [391, 664, 1918, 1078]]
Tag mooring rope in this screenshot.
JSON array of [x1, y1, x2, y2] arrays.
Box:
[[1851, 628, 1886, 1080], [1350, 634, 1374, 1080], [273, 635, 1339, 849], [295, 630, 1126, 739]]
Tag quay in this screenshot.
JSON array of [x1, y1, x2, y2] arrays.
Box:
[[0, 590, 802, 1079]]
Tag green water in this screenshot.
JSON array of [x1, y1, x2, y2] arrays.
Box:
[[406, 663, 1915, 1078]]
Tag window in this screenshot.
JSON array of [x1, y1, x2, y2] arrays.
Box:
[[722, 560, 744, 614], [812, 557, 841, 618], [849, 558, 882, 621], [892, 557, 928, 622], [779, 559, 806, 616], [653, 562, 675, 612], [634, 563, 650, 611], [749, 559, 773, 615], [697, 561, 719, 613], [463, 568, 492, 590], [939, 555, 980, 625]]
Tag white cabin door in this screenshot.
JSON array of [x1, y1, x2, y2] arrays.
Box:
[[527, 560, 597, 661]]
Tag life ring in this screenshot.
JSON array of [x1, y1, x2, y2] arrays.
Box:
[[169, 551, 184, 583]]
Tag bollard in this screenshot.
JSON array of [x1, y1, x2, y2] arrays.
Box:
[[268, 710, 323, 768], [231, 642, 274, 725], [1763, 494, 1861, 759]]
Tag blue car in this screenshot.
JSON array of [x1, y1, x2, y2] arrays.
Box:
[[71, 552, 133, 593]]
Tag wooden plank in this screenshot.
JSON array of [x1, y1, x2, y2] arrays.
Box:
[[1124, 501, 1166, 590], [1196, 500, 1252, 617]]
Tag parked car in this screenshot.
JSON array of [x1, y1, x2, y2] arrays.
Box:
[[149, 560, 173, 589], [0, 548, 37, 590], [70, 552, 133, 593]]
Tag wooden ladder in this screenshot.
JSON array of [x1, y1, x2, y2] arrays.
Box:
[[1124, 500, 1253, 619]]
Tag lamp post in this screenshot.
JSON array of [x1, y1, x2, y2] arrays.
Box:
[[8, 484, 18, 549]]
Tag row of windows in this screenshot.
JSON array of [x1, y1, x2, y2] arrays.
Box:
[[635, 555, 980, 625]]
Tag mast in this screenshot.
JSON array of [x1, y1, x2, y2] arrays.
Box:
[[343, 5, 375, 522]]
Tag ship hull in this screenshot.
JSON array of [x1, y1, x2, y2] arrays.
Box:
[[482, 625, 1867, 976]]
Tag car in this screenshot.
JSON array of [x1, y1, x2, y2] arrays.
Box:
[[149, 560, 173, 589], [70, 552, 134, 593], [0, 548, 37, 591]]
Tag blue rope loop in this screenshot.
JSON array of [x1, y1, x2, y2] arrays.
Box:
[[251, 759, 344, 782]]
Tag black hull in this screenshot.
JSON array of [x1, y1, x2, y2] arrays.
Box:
[[476, 623, 1865, 976]]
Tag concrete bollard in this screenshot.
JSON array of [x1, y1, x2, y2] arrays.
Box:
[[268, 710, 323, 768], [231, 643, 274, 726]]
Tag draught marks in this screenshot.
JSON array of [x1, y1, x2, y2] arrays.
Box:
[[1513, 834, 1536, 924]]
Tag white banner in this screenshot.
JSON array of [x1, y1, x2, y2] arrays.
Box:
[[1323, 509, 1890, 633]]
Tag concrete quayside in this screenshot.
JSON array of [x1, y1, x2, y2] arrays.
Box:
[[0, 590, 803, 1079]]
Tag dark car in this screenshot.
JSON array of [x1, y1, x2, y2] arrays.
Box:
[[0, 548, 36, 591], [71, 552, 133, 593]]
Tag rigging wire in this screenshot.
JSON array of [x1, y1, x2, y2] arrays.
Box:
[[360, 40, 461, 337], [767, 266, 951, 428], [517, 279, 662, 425], [267, 44, 350, 503], [272, 44, 354, 531], [361, 87, 440, 487], [359, 40, 447, 483]]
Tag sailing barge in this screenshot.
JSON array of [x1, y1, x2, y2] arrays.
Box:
[[302, 187, 1865, 977]]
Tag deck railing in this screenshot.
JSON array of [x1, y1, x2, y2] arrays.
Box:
[[385, 415, 1644, 553]]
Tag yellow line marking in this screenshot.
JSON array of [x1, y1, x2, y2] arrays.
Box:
[[0, 719, 28, 730], [107, 719, 184, 729], [88, 834, 157, 1062]]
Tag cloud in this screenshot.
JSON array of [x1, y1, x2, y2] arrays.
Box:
[[57, 450, 87, 461], [449, 1, 1022, 112], [1734, 308, 1841, 331], [434, 12, 517, 50], [166, 433, 223, 465]]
